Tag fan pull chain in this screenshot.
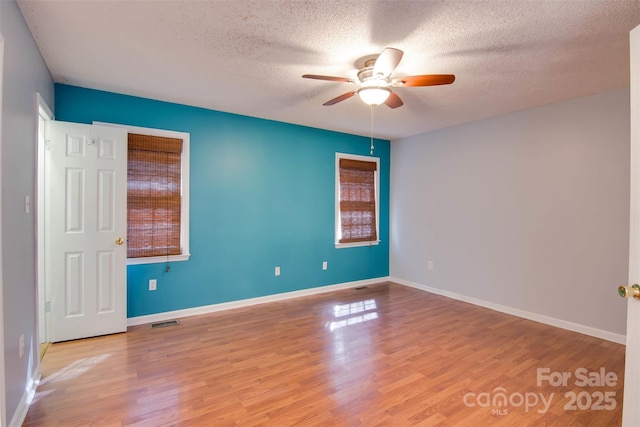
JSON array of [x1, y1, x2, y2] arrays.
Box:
[[370, 105, 375, 155], [165, 150, 170, 273]]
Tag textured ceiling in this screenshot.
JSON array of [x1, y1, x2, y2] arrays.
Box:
[[16, 0, 640, 140]]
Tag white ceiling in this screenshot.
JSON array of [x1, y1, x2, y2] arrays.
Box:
[[17, 0, 640, 140]]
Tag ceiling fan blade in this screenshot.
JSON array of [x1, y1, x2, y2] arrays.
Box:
[[393, 74, 456, 87], [384, 91, 404, 109], [323, 91, 356, 106], [302, 74, 355, 83], [373, 47, 404, 78]]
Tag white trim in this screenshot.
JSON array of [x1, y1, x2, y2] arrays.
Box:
[[127, 276, 390, 326], [391, 277, 626, 345], [0, 31, 6, 427], [126, 254, 190, 265], [93, 121, 191, 265], [335, 240, 382, 249], [36, 93, 52, 120], [7, 369, 39, 427], [35, 93, 53, 349], [335, 152, 380, 248]]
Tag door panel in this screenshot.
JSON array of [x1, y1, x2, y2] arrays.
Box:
[[96, 251, 115, 313], [65, 168, 84, 232], [97, 169, 116, 231], [48, 121, 127, 342], [64, 252, 83, 316]]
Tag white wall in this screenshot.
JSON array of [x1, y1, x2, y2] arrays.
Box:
[[0, 1, 53, 424], [390, 89, 630, 338]]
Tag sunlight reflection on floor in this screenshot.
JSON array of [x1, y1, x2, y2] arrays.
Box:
[[327, 299, 378, 331], [40, 353, 112, 385]]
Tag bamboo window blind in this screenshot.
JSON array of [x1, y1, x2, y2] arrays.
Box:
[[127, 133, 183, 258], [338, 158, 378, 243]]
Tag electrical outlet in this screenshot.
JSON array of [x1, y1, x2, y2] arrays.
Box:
[[427, 261, 434, 270], [149, 279, 157, 291], [322, 261, 328, 270], [275, 266, 280, 276], [19, 334, 24, 359]]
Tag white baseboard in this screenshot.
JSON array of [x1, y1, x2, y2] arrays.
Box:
[[390, 276, 626, 345], [9, 368, 39, 427], [127, 276, 391, 327]]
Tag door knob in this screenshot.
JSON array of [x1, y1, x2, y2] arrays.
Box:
[[115, 237, 124, 245], [618, 284, 640, 299]]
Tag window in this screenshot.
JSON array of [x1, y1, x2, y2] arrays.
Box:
[[94, 122, 190, 265], [335, 153, 380, 248]]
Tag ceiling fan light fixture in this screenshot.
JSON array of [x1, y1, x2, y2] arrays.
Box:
[[302, 47, 455, 108], [358, 86, 391, 106]]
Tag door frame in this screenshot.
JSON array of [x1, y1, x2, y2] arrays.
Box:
[[35, 93, 52, 350], [0, 31, 7, 427]]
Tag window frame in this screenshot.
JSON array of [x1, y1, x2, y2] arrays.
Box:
[[94, 122, 190, 265], [335, 152, 380, 248]]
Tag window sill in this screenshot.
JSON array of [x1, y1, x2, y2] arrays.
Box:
[[127, 253, 191, 265], [335, 241, 380, 249]]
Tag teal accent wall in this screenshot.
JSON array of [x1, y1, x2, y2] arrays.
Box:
[[55, 84, 390, 318]]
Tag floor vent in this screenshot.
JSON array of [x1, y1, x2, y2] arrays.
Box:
[[150, 319, 180, 329], [354, 286, 368, 290]]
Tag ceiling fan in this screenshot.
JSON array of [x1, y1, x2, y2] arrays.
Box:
[[302, 47, 455, 109]]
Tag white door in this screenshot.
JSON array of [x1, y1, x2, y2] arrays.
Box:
[[624, 24, 640, 427], [48, 121, 127, 342]]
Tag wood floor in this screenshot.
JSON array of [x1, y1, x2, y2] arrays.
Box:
[[23, 282, 625, 426]]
